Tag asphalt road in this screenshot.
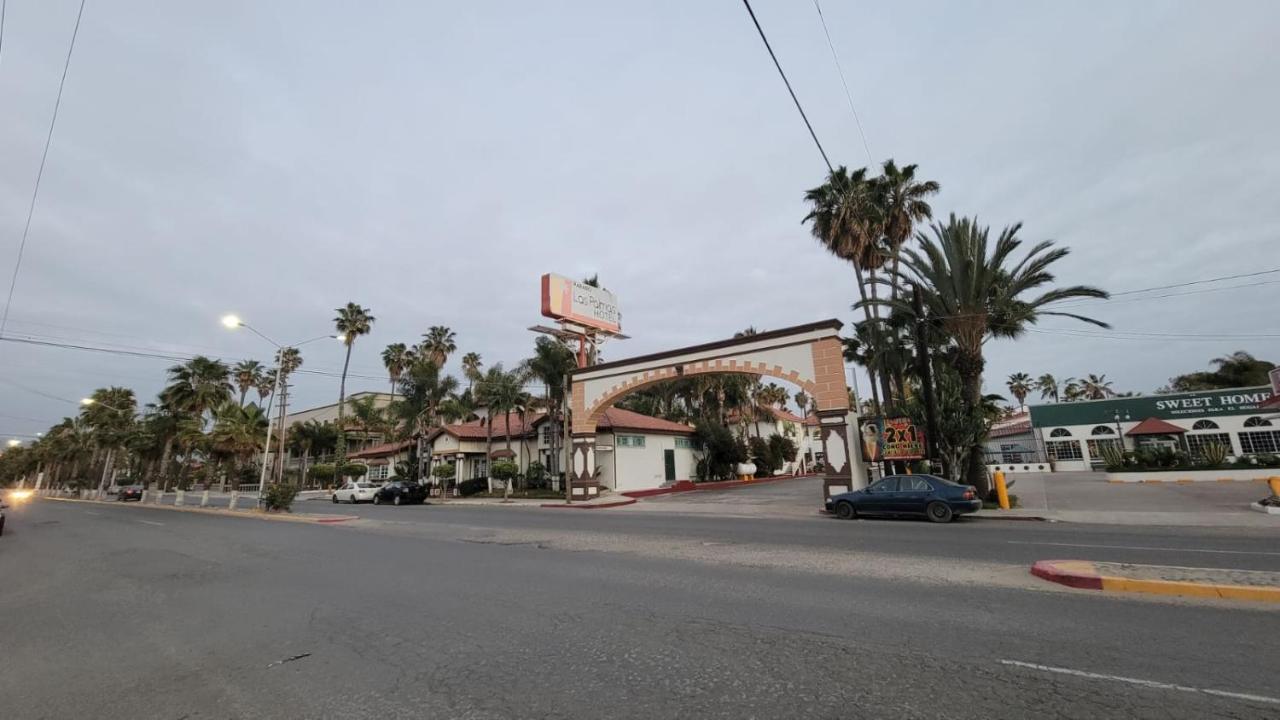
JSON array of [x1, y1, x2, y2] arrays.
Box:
[[2, 498, 1277, 719]]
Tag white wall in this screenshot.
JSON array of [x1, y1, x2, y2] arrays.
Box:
[[605, 433, 696, 492]]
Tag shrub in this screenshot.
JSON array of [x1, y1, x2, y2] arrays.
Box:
[[490, 460, 519, 482], [262, 483, 299, 512], [748, 436, 775, 477], [1100, 444, 1126, 471], [692, 421, 746, 481], [310, 464, 336, 483], [1198, 442, 1229, 467], [457, 477, 487, 497], [525, 461, 548, 489], [340, 463, 368, 478], [431, 463, 456, 481], [768, 433, 798, 471]]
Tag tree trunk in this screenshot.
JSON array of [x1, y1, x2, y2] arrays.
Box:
[[158, 435, 175, 489], [335, 344, 353, 477], [503, 409, 513, 500], [239, 388, 248, 406], [485, 411, 494, 494], [853, 265, 884, 417], [958, 358, 991, 497]]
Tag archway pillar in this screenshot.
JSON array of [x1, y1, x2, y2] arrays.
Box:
[[816, 409, 857, 500], [569, 433, 599, 500]]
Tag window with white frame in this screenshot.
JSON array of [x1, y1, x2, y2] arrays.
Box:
[[1192, 419, 1220, 430], [1244, 416, 1273, 428], [1049, 428, 1072, 438], [1239, 430, 1280, 455], [1045, 440, 1083, 460], [674, 437, 693, 449], [366, 464, 389, 480], [1186, 433, 1232, 458], [1085, 438, 1122, 465], [1090, 425, 1116, 436], [616, 435, 646, 448]]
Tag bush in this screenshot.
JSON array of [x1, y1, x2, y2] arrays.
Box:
[[340, 463, 368, 478], [457, 477, 488, 497], [490, 460, 519, 482], [748, 436, 776, 477], [262, 483, 299, 512], [768, 433, 797, 471], [310, 464, 336, 483], [525, 461, 548, 489], [692, 421, 746, 481], [431, 463, 456, 481], [1198, 442, 1229, 467]]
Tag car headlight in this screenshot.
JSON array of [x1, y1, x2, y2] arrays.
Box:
[[10, 490, 33, 501]]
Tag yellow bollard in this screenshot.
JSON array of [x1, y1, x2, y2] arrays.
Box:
[[1269, 476, 1280, 498], [994, 470, 1011, 511]]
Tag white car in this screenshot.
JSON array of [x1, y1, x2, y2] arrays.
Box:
[[332, 480, 381, 504]]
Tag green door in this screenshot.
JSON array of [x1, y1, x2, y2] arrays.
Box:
[[663, 449, 676, 482]]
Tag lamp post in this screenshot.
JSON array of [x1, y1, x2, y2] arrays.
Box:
[[221, 315, 337, 507], [1113, 409, 1131, 451]]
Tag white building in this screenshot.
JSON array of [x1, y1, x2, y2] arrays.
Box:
[[726, 406, 809, 474]]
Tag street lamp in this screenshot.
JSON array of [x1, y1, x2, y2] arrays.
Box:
[[1113, 409, 1132, 451], [7, 439, 20, 448], [222, 315, 340, 506]]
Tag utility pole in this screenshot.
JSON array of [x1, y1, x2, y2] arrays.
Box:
[[912, 284, 942, 475], [275, 378, 290, 485], [563, 373, 572, 505]]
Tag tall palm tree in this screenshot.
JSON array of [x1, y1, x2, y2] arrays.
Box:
[[868, 215, 1108, 493], [210, 401, 268, 474], [419, 326, 457, 368], [1035, 373, 1059, 402], [1006, 372, 1033, 411], [255, 368, 275, 405], [333, 302, 376, 473], [794, 390, 810, 420], [81, 386, 137, 493], [803, 166, 888, 412], [525, 336, 576, 480], [160, 356, 232, 428], [381, 343, 410, 398], [474, 365, 509, 489], [1081, 373, 1115, 400], [232, 360, 265, 406], [875, 159, 939, 303], [461, 352, 483, 390]]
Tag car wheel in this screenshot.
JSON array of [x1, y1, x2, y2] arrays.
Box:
[[0, 517, 5, 536], [373, 494, 382, 505], [350, 494, 358, 504], [331, 494, 338, 504], [834, 501, 856, 520], [926, 502, 953, 524], [393, 495, 402, 506]]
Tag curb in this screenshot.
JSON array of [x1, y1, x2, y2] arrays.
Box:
[[1250, 501, 1280, 515], [40, 496, 359, 524], [1031, 559, 1280, 603], [1107, 478, 1268, 484], [539, 497, 637, 510], [972, 514, 1050, 522]]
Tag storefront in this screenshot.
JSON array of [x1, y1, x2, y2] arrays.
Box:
[[1028, 386, 1276, 471]]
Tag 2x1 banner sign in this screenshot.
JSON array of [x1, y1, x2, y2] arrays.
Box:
[[541, 273, 621, 334], [859, 416, 926, 462]]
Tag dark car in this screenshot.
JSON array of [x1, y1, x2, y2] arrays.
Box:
[[825, 474, 980, 523], [372, 481, 427, 506], [118, 485, 144, 502]]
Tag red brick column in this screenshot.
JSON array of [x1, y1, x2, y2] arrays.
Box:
[[569, 433, 598, 500]]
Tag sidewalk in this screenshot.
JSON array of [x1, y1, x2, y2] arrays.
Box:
[[42, 496, 359, 524], [1032, 559, 1280, 603]]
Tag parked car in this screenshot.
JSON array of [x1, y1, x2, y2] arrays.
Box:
[[373, 481, 427, 506], [118, 485, 144, 502], [331, 480, 381, 504], [825, 474, 980, 523]]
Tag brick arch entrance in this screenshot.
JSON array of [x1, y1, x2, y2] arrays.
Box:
[[567, 319, 860, 501]]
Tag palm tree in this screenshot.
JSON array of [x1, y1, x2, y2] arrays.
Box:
[[333, 302, 376, 473], [484, 366, 531, 500], [1035, 373, 1059, 402], [794, 390, 810, 420], [1081, 373, 1115, 400], [474, 365, 509, 490], [381, 343, 410, 398], [803, 166, 888, 412], [868, 215, 1108, 493], [419, 326, 457, 368], [160, 356, 233, 427], [210, 401, 268, 474], [81, 386, 137, 493], [461, 352, 483, 390], [525, 336, 576, 481], [875, 160, 939, 302], [232, 360, 265, 406], [255, 368, 276, 404], [1006, 372, 1033, 411]]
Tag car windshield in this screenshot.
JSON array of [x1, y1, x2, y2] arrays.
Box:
[[357, 482, 378, 488]]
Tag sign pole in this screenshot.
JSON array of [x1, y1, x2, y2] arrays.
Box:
[[913, 285, 942, 474], [563, 372, 572, 505]]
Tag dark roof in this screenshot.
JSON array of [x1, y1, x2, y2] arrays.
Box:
[[1125, 417, 1187, 436], [347, 439, 413, 459]]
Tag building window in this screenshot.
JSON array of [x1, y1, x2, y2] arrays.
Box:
[[1090, 425, 1116, 436], [1049, 428, 1072, 438], [1000, 443, 1027, 463], [366, 464, 389, 480], [1045, 440, 1082, 460], [1239, 430, 1280, 455], [473, 458, 488, 478], [1192, 419, 1220, 431], [1085, 438, 1122, 465], [1244, 416, 1273, 428], [1186, 433, 1232, 459], [617, 435, 646, 448], [674, 437, 693, 449]]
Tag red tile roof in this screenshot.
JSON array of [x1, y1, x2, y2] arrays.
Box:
[[724, 406, 805, 425], [989, 419, 1032, 438], [347, 439, 413, 459], [429, 407, 693, 442], [437, 412, 548, 441], [1125, 417, 1186, 436], [596, 407, 694, 435]]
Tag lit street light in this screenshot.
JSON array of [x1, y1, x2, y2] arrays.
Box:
[[7, 439, 21, 448]]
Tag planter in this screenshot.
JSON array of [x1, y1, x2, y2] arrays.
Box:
[[985, 463, 1053, 474], [736, 462, 757, 479], [1104, 468, 1280, 484]]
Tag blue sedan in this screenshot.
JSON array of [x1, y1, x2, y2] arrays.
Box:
[[825, 474, 981, 523]]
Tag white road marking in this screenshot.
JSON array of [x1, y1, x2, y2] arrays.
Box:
[[999, 660, 1280, 705], [136, 519, 165, 526], [1006, 540, 1280, 557], [83, 511, 100, 516]]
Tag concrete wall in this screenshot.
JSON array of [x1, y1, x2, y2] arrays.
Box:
[[601, 434, 696, 492]]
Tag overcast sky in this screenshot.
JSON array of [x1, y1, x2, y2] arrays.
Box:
[[1, 1, 1278, 437]]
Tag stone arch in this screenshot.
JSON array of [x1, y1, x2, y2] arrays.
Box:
[[566, 320, 857, 501]]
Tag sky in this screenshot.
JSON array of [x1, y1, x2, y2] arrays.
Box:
[[1, 0, 1278, 439]]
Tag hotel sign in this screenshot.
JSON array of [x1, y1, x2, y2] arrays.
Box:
[[859, 416, 926, 462], [1030, 386, 1274, 427], [541, 273, 621, 334]]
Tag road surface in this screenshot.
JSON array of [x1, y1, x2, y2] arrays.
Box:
[[1, 497, 1275, 719]]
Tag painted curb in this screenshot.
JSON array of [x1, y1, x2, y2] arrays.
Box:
[[40, 496, 359, 524], [1031, 559, 1280, 603], [539, 497, 637, 510]]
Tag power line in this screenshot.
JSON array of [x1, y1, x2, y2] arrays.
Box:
[[0, 0, 89, 339], [1051, 278, 1280, 308], [740, 0, 833, 172], [811, 0, 873, 166], [1107, 266, 1280, 297], [1, 0, 7, 66]]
